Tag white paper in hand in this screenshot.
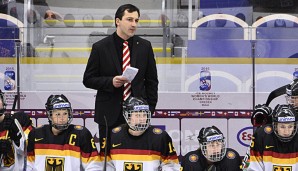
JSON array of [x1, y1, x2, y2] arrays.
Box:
[[122, 66, 139, 82]]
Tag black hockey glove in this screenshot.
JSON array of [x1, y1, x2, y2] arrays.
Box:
[[2, 114, 14, 130], [3, 114, 21, 145], [0, 139, 12, 156], [251, 104, 272, 127]]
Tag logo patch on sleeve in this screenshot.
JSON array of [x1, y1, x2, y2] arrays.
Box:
[[153, 128, 162, 134], [264, 126, 273, 134], [226, 151, 236, 159], [188, 154, 198, 162], [112, 126, 122, 133], [74, 125, 83, 130]]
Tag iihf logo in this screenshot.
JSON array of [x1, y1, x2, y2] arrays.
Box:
[[199, 67, 211, 91]]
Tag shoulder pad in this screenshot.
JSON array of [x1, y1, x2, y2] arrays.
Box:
[[74, 125, 84, 130]]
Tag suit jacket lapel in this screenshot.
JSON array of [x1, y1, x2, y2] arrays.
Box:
[[131, 37, 139, 67], [108, 36, 122, 74]]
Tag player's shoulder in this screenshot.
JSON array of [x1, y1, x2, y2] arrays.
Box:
[[148, 126, 167, 135], [71, 124, 90, 132], [148, 126, 165, 135], [225, 148, 240, 160], [34, 124, 47, 131], [255, 124, 274, 136], [68, 125, 94, 138], [111, 124, 125, 134], [31, 124, 48, 137], [183, 149, 201, 162], [184, 149, 200, 157]]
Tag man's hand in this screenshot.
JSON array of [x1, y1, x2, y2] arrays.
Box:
[[0, 139, 12, 156], [113, 76, 129, 88]]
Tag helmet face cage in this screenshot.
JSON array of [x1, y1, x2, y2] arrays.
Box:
[[198, 126, 226, 162], [272, 104, 298, 142], [201, 138, 226, 162], [45, 95, 73, 131], [0, 90, 6, 116], [286, 79, 298, 109], [123, 97, 151, 132], [124, 107, 151, 131]]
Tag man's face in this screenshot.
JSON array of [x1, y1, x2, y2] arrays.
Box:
[[205, 141, 223, 157], [276, 122, 295, 138], [290, 96, 298, 108], [116, 10, 139, 40], [51, 109, 69, 125], [286, 95, 298, 108]]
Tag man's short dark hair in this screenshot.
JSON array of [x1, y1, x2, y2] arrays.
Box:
[[115, 4, 140, 27]]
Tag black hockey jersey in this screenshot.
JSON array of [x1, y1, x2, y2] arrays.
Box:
[[27, 124, 102, 171], [103, 124, 180, 171], [181, 148, 242, 171], [246, 124, 298, 171]]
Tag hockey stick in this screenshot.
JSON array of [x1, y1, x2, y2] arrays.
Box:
[[103, 115, 108, 171], [11, 94, 18, 114], [11, 94, 27, 171], [265, 85, 287, 106], [14, 119, 26, 171]]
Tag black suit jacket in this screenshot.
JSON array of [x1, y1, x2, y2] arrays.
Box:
[[83, 34, 158, 126]]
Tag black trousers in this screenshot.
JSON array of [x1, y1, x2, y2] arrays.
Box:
[[98, 114, 126, 153]]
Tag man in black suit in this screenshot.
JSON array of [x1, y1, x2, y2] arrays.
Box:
[[83, 4, 158, 152]]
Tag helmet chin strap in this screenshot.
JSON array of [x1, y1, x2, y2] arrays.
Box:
[[49, 117, 71, 131], [128, 127, 146, 136], [52, 123, 69, 131]]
